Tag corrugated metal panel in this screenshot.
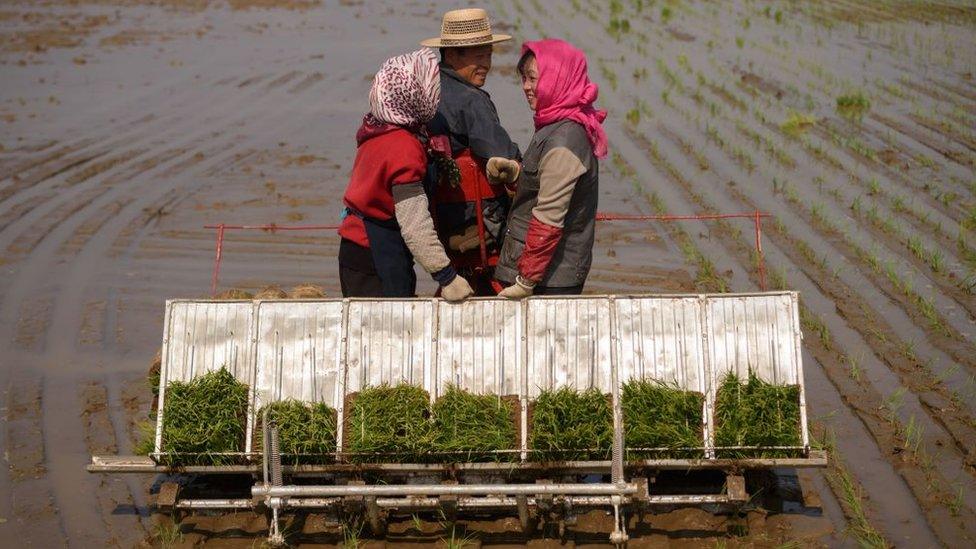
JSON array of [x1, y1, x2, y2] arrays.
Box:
[[253, 300, 344, 409], [152, 292, 809, 460], [343, 299, 434, 394], [162, 300, 254, 384], [705, 294, 799, 385], [613, 296, 706, 393], [155, 300, 254, 453], [434, 299, 520, 398], [524, 297, 613, 397]]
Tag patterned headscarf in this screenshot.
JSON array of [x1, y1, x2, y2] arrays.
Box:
[[368, 48, 440, 128]]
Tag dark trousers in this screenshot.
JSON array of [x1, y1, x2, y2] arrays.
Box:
[[339, 239, 385, 297], [339, 238, 419, 298], [534, 285, 584, 296]]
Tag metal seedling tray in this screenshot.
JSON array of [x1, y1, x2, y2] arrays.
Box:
[[147, 292, 809, 465]]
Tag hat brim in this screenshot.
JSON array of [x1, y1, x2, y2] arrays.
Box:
[[420, 34, 512, 48]]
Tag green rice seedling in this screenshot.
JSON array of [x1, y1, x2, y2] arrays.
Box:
[[846, 353, 863, 381], [836, 91, 871, 119], [530, 387, 612, 461], [625, 107, 641, 126], [833, 456, 888, 548], [341, 520, 365, 549], [907, 235, 924, 261], [607, 17, 630, 39], [258, 399, 336, 464], [346, 383, 435, 463], [868, 177, 881, 196], [148, 364, 161, 398], [598, 61, 618, 91], [949, 486, 965, 516], [714, 371, 802, 458], [622, 379, 704, 459], [133, 419, 156, 456], [884, 387, 907, 420], [159, 367, 249, 466], [432, 385, 517, 462], [150, 521, 184, 548], [927, 249, 945, 274], [902, 414, 923, 456]]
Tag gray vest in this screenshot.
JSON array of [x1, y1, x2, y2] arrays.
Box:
[[495, 120, 598, 288]]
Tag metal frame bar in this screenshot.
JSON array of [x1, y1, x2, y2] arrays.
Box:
[[791, 292, 811, 450], [89, 451, 828, 474], [252, 483, 639, 498]]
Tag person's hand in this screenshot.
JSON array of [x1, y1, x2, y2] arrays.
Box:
[[486, 157, 521, 185], [498, 275, 535, 299], [441, 275, 474, 302]]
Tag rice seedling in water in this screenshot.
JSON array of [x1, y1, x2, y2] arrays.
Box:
[[622, 379, 704, 458], [530, 387, 612, 461], [780, 110, 816, 136], [151, 521, 184, 548], [714, 371, 801, 458], [836, 91, 871, 119], [159, 367, 249, 466], [346, 383, 435, 463], [625, 107, 641, 126], [432, 385, 517, 462], [258, 399, 336, 464]]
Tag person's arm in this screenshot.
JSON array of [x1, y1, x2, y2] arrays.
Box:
[[387, 138, 472, 301], [498, 147, 586, 299], [392, 183, 473, 301], [392, 183, 450, 276]]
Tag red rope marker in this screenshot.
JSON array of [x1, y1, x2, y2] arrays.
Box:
[[205, 212, 772, 295]]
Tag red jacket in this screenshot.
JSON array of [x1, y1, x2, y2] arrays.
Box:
[[338, 128, 427, 248]]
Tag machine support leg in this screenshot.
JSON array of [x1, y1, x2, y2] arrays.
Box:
[[516, 495, 533, 533], [263, 412, 286, 546], [365, 496, 385, 536], [609, 495, 629, 547], [727, 474, 747, 502]]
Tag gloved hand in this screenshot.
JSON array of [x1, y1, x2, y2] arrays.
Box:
[[441, 275, 474, 302], [498, 275, 535, 299], [486, 157, 521, 186]]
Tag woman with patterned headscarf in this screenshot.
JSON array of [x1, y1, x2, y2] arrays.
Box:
[[338, 48, 473, 301]]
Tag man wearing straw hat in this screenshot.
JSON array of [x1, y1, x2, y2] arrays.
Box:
[[422, 8, 522, 295]]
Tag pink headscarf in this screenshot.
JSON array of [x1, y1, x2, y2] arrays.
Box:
[[522, 39, 608, 158]]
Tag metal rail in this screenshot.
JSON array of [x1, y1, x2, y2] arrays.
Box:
[[88, 451, 828, 474], [252, 483, 639, 498]]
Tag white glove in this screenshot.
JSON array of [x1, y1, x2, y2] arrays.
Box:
[[441, 275, 474, 302], [498, 275, 535, 299], [486, 157, 521, 186]]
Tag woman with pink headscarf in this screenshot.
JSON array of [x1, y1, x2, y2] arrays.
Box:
[[490, 39, 608, 297], [338, 48, 473, 301]]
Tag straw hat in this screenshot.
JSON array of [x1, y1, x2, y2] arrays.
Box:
[[420, 8, 511, 48]]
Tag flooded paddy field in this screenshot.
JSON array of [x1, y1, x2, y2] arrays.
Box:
[[0, 0, 974, 546]]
